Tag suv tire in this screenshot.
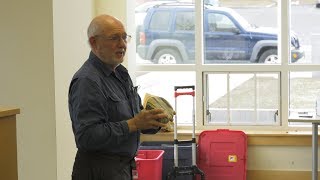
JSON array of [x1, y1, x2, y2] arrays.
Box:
[[259, 49, 278, 63], [154, 49, 182, 64]]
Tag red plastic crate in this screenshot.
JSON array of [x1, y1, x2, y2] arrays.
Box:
[[134, 150, 164, 180], [197, 129, 247, 180]]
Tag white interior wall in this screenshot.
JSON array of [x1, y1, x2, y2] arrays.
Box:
[[0, 0, 93, 179], [248, 146, 313, 170], [53, 0, 94, 180], [53, 0, 128, 179], [0, 1, 56, 180], [53, 0, 133, 179]]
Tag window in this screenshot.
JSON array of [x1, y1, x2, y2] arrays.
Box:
[[133, 0, 320, 129], [204, 72, 280, 125], [289, 1, 320, 126], [149, 11, 171, 31], [214, 14, 236, 32], [136, 71, 196, 124], [175, 11, 195, 31], [289, 71, 320, 120]]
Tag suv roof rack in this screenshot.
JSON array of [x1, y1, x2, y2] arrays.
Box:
[[153, 2, 215, 10], [154, 2, 195, 8]]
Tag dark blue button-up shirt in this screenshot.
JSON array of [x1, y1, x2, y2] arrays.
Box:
[[68, 52, 157, 157]]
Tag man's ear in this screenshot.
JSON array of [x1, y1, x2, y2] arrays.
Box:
[[88, 36, 96, 49]]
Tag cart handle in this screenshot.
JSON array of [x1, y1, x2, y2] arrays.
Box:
[[174, 85, 195, 91], [174, 85, 195, 97]]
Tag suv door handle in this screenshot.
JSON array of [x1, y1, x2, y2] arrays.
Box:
[[207, 35, 220, 38]]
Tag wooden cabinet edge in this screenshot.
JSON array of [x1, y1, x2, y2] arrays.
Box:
[[0, 107, 20, 118]]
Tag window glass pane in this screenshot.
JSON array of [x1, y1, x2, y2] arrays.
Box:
[[204, 2, 284, 64], [207, 73, 227, 124], [206, 72, 279, 125], [256, 73, 280, 124], [289, 71, 320, 119], [149, 11, 171, 31], [136, 71, 196, 124], [135, 1, 195, 64], [175, 11, 195, 31], [291, 2, 320, 64]]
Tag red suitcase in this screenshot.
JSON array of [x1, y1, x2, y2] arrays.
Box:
[[197, 129, 247, 180]]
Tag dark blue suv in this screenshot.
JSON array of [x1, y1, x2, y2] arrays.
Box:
[[137, 3, 304, 64]]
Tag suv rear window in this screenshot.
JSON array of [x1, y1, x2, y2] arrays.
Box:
[[149, 11, 171, 31], [175, 11, 195, 31]]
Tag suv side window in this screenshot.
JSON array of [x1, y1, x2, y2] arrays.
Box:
[[175, 11, 195, 31], [207, 13, 217, 32], [149, 11, 171, 31], [208, 13, 237, 32]]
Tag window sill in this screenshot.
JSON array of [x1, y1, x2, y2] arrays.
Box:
[[141, 130, 314, 146]]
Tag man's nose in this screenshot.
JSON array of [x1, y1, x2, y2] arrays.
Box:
[[118, 37, 127, 47]]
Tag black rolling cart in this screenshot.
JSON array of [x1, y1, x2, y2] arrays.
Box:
[[166, 85, 205, 180]]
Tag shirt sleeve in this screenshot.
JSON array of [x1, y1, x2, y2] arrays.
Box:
[[141, 127, 161, 134], [69, 77, 130, 151]]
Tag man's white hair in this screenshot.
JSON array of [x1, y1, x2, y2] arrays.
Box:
[[87, 20, 101, 39], [87, 14, 121, 39]]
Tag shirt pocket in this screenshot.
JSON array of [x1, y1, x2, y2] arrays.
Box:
[[131, 90, 142, 114], [107, 94, 132, 122]]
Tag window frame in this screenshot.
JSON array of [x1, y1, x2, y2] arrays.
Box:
[[130, 0, 320, 131], [203, 71, 281, 126]]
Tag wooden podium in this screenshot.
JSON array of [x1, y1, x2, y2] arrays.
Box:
[[0, 107, 20, 180]]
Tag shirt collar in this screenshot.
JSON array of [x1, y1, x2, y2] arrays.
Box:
[[88, 51, 128, 78]]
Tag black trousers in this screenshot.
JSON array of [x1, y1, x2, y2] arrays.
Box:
[[72, 150, 135, 180]]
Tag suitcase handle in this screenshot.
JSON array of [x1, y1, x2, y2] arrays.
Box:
[[174, 85, 195, 91], [174, 85, 195, 97]]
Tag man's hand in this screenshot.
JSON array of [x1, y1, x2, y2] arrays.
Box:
[[127, 108, 168, 132]]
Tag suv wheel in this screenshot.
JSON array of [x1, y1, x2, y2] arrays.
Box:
[[154, 49, 182, 64], [259, 49, 279, 63]]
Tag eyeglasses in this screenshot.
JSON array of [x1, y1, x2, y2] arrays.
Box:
[[95, 34, 132, 43]]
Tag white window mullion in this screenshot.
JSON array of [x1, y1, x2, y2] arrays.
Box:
[[279, 0, 290, 128], [227, 73, 231, 125], [254, 73, 258, 125], [195, 0, 205, 129]]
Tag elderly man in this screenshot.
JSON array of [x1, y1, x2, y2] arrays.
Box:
[[68, 14, 168, 180]]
